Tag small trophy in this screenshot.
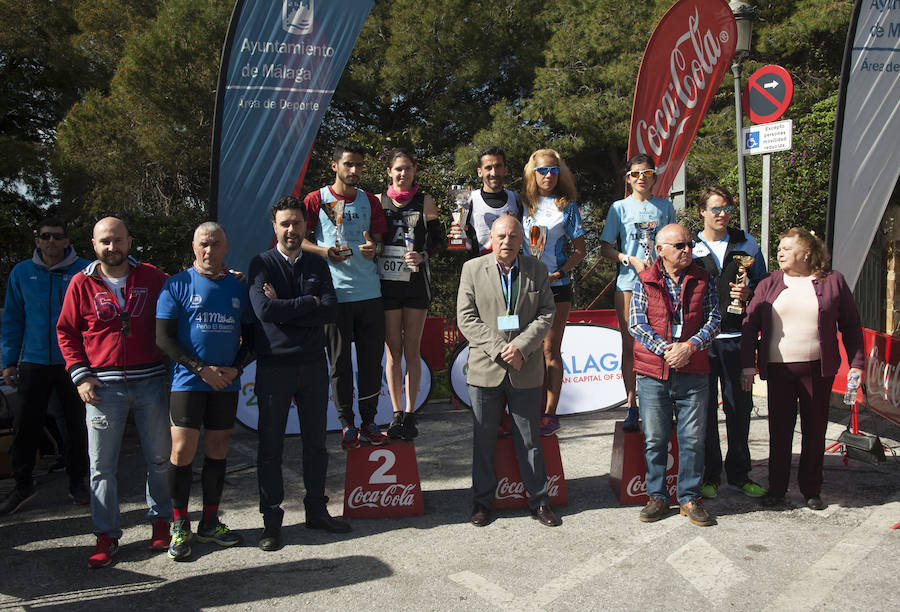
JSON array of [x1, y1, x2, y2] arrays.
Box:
[[634, 221, 658, 261], [528, 225, 548, 259], [447, 185, 471, 252], [402, 209, 421, 272], [727, 255, 755, 315], [329, 200, 353, 257]]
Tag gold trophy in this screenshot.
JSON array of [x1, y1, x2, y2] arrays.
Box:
[[402, 209, 421, 272], [447, 185, 471, 252], [329, 200, 353, 257], [634, 221, 658, 261], [528, 224, 548, 259], [726, 255, 756, 315]]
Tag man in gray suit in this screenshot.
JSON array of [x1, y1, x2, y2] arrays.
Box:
[[456, 215, 560, 527]]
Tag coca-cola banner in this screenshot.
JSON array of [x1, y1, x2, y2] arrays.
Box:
[[826, 1, 900, 289], [211, 0, 374, 269], [833, 328, 900, 427], [627, 0, 737, 196]]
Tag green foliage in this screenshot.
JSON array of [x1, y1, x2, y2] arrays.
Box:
[[1, 0, 857, 310]]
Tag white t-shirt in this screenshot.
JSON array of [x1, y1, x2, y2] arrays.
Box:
[[101, 272, 129, 309]]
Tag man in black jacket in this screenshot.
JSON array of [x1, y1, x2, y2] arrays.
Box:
[[692, 186, 768, 499], [248, 197, 349, 552]]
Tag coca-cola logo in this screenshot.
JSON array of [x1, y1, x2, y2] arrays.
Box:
[[347, 484, 416, 509], [628, 0, 737, 196], [495, 474, 561, 500], [625, 474, 678, 498], [867, 346, 900, 407]]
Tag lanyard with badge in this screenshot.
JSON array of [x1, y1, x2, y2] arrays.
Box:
[[497, 264, 520, 331]]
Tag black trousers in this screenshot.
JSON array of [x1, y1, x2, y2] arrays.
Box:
[[324, 297, 385, 427], [11, 363, 88, 490]]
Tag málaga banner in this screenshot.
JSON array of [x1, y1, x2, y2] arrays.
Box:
[[627, 0, 737, 196], [826, 0, 900, 289], [211, 0, 374, 269]]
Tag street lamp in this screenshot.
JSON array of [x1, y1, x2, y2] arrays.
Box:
[[730, 0, 755, 233]]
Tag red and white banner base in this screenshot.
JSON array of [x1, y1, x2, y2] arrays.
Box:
[[343, 440, 424, 519], [610, 421, 680, 505], [491, 435, 568, 509]]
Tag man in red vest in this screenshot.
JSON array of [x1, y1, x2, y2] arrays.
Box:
[[628, 224, 721, 526]]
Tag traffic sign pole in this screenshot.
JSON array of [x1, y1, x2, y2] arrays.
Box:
[[762, 153, 771, 269], [734, 62, 749, 234]]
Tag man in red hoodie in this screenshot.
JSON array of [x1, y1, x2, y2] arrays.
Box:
[[57, 217, 172, 568], [628, 224, 720, 527]]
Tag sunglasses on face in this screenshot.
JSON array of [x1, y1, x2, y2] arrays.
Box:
[[663, 241, 695, 251], [709, 205, 734, 216], [534, 166, 560, 175], [625, 169, 656, 179], [118, 312, 131, 338], [38, 232, 66, 241]]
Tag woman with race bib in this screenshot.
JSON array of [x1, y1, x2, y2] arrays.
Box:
[[521, 149, 586, 436], [376, 149, 444, 439]]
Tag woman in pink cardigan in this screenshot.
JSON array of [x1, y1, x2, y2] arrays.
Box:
[[740, 228, 865, 510]]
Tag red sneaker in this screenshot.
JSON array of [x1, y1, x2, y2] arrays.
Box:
[[150, 519, 171, 551], [88, 534, 119, 569], [360, 423, 386, 446]]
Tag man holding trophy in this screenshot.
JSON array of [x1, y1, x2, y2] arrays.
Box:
[[692, 186, 768, 500], [448, 146, 522, 255], [302, 142, 388, 450]]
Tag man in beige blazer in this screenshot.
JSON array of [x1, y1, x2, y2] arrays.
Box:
[[456, 215, 560, 527]]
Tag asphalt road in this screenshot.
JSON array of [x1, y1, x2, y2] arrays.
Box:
[[1, 392, 898, 611]]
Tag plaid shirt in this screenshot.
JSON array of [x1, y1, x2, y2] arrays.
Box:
[[629, 267, 720, 356]]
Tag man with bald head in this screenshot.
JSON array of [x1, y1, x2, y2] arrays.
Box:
[[457, 215, 561, 528], [57, 216, 173, 568], [155, 222, 254, 560], [628, 223, 720, 527]]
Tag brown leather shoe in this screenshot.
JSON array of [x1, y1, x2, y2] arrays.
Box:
[[470, 503, 491, 527], [680, 498, 713, 526], [639, 497, 669, 522], [530, 505, 562, 527]]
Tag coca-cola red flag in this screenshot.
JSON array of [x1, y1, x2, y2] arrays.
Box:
[[627, 0, 737, 196]]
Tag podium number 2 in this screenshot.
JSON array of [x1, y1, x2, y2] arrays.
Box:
[[368, 449, 397, 484]]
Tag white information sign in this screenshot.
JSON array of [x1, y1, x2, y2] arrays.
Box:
[[742, 119, 793, 155], [450, 324, 626, 414]]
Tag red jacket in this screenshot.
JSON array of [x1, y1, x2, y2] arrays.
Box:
[[57, 257, 167, 384], [633, 260, 711, 379], [741, 269, 865, 379]]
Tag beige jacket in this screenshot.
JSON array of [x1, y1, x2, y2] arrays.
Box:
[[456, 253, 555, 388]]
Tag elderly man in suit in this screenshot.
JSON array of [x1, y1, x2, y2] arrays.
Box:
[[456, 215, 560, 528]]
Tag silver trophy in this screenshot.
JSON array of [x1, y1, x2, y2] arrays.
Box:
[[634, 220, 659, 261], [726, 255, 756, 315], [329, 200, 352, 257], [528, 224, 548, 259], [447, 185, 471, 251], [402, 209, 421, 272]]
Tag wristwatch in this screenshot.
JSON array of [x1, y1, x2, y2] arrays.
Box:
[[619, 254, 630, 267]]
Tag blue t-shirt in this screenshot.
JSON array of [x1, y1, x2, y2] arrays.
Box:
[[156, 269, 252, 392], [599, 195, 676, 291], [523, 198, 586, 286]]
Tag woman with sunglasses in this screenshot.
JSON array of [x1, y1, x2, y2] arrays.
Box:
[[599, 154, 676, 432], [376, 149, 443, 440], [521, 149, 586, 436], [740, 228, 864, 510]]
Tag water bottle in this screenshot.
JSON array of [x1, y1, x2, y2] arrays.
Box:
[[843, 372, 860, 405]]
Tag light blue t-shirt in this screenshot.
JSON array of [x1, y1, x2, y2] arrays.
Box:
[[599, 195, 676, 291], [156, 269, 252, 392], [523, 198, 586, 286], [315, 187, 381, 303]]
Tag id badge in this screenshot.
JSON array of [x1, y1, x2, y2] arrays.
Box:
[[497, 314, 520, 331]]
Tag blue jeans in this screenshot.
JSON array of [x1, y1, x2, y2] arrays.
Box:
[[637, 372, 707, 505], [85, 376, 172, 538], [255, 360, 329, 518]]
